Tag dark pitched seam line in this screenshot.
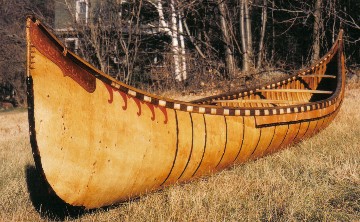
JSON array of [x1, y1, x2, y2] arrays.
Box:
[[293, 122, 306, 142], [192, 114, 207, 177], [160, 110, 179, 186], [250, 117, 262, 156], [233, 117, 245, 163], [258, 125, 277, 157], [308, 119, 319, 137], [275, 125, 290, 151], [314, 117, 325, 133], [301, 121, 311, 139], [215, 116, 228, 168], [319, 117, 327, 131], [178, 112, 194, 180]]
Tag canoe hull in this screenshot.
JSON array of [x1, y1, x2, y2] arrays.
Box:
[[26, 17, 346, 208]]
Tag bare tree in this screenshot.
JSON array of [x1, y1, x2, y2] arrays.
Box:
[[1, 0, 360, 106], [312, 0, 322, 62], [257, 0, 268, 69], [0, 0, 54, 106], [149, 0, 187, 81], [239, 0, 254, 72], [178, 11, 188, 80], [218, 0, 236, 77], [63, 0, 143, 84]]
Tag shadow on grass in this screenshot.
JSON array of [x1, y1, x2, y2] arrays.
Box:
[[25, 165, 88, 221]]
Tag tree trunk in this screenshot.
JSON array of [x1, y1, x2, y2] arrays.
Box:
[[257, 0, 267, 69], [170, 0, 182, 81], [156, 0, 170, 34], [331, 0, 336, 43], [178, 12, 187, 80], [89, 19, 107, 73], [154, 0, 183, 81], [244, 0, 253, 62], [218, 0, 236, 77], [183, 19, 206, 59], [240, 0, 250, 72], [312, 0, 322, 62], [271, 0, 275, 62]]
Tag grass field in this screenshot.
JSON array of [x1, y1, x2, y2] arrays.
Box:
[[0, 87, 359, 221]]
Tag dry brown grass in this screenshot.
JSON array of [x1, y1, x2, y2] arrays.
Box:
[[0, 88, 359, 221]]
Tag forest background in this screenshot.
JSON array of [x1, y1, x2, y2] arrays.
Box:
[[0, 0, 359, 107]]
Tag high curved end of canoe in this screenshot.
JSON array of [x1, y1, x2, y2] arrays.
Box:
[[26, 16, 346, 209]]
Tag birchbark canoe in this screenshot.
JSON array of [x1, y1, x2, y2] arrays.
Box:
[[26, 16, 346, 209]]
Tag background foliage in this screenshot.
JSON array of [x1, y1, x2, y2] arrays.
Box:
[[0, 0, 359, 106]]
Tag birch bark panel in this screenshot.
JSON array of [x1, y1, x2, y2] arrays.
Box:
[[32, 46, 180, 208], [263, 124, 289, 155], [31, 48, 95, 205], [216, 115, 244, 171], [250, 125, 276, 160], [177, 113, 206, 182], [234, 116, 261, 164], [193, 114, 227, 177], [280, 123, 301, 149], [294, 122, 310, 143], [162, 110, 192, 185]]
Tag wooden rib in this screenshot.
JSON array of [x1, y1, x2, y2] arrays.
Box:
[[257, 89, 333, 94], [214, 99, 304, 104], [295, 80, 307, 102], [284, 82, 291, 102], [299, 75, 336, 79]]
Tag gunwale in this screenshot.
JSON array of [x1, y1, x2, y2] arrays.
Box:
[[26, 16, 345, 118]]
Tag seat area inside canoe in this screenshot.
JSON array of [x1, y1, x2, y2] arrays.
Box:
[[213, 75, 337, 108], [197, 53, 339, 108]]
